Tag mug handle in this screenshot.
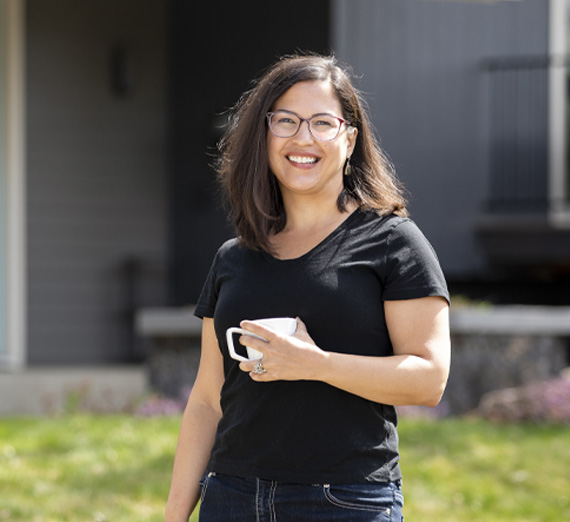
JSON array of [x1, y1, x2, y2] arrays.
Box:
[[226, 327, 259, 362]]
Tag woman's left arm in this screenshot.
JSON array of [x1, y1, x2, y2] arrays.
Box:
[[241, 296, 450, 407], [317, 296, 450, 406]]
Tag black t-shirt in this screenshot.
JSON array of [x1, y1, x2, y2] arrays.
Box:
[[195, 209, 449, 484]]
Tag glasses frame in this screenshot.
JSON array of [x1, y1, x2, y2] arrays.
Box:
[[266, 110, 351, 141]]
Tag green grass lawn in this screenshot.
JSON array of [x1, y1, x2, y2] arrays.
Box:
[[398, 418, 570, 521], [0, 415, 568, 521]]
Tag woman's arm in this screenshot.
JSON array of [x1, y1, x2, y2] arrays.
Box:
[[239, 296, 450, 407], [317, 296, 450, 406], [165, 318, 224, 522]]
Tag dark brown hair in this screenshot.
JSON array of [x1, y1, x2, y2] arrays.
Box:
[[216, 53, 408, 253]]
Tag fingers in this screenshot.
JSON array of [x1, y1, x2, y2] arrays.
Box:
[[239, 320, 278, 340], [235, 317, 309, 380], [238, 354, 273, 382], [294, 317, 307, 335], [239, 358, 267, 377], [235, 330, 274, 379], [240, 318, 304, 339]]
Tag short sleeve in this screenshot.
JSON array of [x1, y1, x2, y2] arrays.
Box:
[[382, 219, 449, 303], [194, 252, 220, 319]]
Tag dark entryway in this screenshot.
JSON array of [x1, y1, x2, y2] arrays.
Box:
[[168, 0, 331, 305]]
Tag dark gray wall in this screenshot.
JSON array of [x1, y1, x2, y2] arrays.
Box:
[[334, 0, 550, 279], [27, 0, 167, 364]]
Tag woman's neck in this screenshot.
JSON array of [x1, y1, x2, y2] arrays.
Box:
[[269, 196, 358, 259], [281, 190, 357, 231]]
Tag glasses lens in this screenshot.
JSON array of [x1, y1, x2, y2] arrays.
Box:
[[309, 115, 341, 140], [267, 112, 344, 140], [268, 112, 300, 138]]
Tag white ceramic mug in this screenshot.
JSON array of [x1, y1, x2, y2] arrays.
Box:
[[226, 317, 297, 362]]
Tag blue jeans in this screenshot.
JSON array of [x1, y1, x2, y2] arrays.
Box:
[[198, 472, 404, 521]]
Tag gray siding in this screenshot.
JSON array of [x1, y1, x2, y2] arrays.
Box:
[[27, 0, 167, 364], [333, 0, 550, 278]]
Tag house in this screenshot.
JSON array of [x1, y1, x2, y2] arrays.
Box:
[[1, 0, 568, 400], [336, 0, 570, 304]]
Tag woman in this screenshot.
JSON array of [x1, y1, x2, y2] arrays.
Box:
[[165, 54, 450, 522]]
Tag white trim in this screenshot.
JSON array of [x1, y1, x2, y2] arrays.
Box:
[[451, 305, 570, 336], [548, 0, 570, 226], [135, 307, 202, 337], [1, 0, 26, 370]]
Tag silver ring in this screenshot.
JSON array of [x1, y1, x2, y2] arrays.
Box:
[[252, 360, 267, 375]]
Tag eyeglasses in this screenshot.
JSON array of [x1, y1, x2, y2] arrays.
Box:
[[266, 110, 351, 141]]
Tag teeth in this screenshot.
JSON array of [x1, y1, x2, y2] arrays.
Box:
[[288, 155, 318, 164]]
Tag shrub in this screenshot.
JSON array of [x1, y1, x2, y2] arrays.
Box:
[[478, 377, 570, 423]]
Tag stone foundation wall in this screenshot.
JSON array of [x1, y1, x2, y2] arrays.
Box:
[[444, 334, 569, 415], [145, 336, 201, 398], [138, 306, 570, 415]]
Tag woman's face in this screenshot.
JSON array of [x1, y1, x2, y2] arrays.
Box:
[[267, 80, 357, 205]]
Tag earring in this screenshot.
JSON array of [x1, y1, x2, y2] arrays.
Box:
[[344, 158, 352, 176]]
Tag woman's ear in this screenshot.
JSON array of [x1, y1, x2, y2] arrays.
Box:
[[346, 126, 358, 157]]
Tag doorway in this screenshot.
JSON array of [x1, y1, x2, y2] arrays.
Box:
[[169, 0, 331, 304]]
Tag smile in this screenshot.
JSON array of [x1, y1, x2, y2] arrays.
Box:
[[287, 155, 319, 164]]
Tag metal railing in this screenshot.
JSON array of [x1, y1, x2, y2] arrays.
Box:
[[483, 55, 554, 213]]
